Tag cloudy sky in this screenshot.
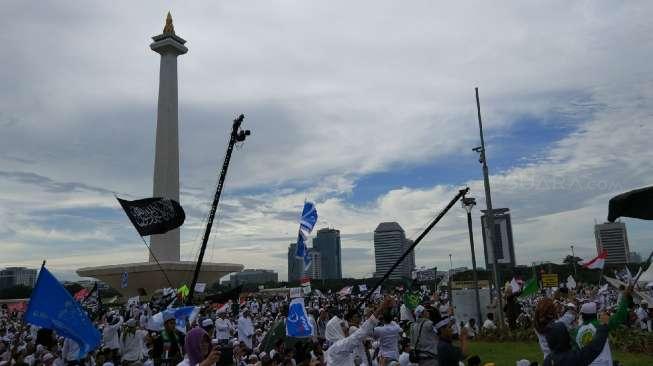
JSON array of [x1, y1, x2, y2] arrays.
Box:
[[1, 1, 652, 282]]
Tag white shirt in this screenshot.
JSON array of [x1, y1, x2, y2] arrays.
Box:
[[237, 316, 254, 349], [103, 317, 124, 350], [326, 316, 378, 366], [121, 329, 148, 362], [482, 319, 496, 330], [372, 321, 402, 360], [215, 318, 232, 340]]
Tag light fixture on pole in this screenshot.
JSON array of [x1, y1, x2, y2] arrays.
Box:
[[462, 196, 483, 325], [570, 244, 577, 276]]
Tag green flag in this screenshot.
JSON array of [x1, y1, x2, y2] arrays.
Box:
[[178, 284, 190, 298], [519, 278, 539, 298], [403, 292, 420, 310]]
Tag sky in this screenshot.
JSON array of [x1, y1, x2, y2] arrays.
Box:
[[1, 1, 653, 282]]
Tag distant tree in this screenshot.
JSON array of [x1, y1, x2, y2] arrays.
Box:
[[563, 255, 583, 266], [0, 285, 32, 299]]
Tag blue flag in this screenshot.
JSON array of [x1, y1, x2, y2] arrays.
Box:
[[295, 202, 318, 272], [25, 267, 101, 357], [286, 298, 313, 338]]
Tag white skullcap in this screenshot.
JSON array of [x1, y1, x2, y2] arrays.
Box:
[[201, 318, 214, 327], [414, 305, 425, 318], [580, 302, 597, 314]]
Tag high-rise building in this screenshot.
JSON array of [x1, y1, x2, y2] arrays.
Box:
[[287, 243, 303, 283], [480, 208, 516, 272], [0, 267, 37, 289], [312, 228, 342, 279], [308, 249, 322, 280], [228, 269, 278, 286], [373, 222, 415, 279], [595, 222, 630, 264]]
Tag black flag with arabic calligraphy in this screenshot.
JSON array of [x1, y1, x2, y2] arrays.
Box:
[[117, 197, 186, 236]]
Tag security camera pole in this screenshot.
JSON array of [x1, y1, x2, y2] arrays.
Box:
[[474, 87, 504, 327], [188, 114, 251, 304]]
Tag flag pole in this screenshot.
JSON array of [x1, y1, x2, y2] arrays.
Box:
[[137, 235, 175, 289], [115, 194, 175, 289], [349, 187, 469, 316]]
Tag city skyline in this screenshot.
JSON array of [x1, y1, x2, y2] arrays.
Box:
[[1, 2, 653, 282]]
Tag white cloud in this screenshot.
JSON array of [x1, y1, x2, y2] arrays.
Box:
[[1, 1, 652, 281]]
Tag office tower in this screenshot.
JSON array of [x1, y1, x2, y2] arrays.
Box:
[[374, 222, 414, 279], [287, 243, 303, 282], [595, 222, 630, 264], [312, 228, 342, 279]]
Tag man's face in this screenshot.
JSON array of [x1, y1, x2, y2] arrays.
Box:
[[164, 319, 176, 332]]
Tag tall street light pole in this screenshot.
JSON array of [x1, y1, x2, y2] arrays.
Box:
[[474, 87, 504, 327], [449, 253, 453, 306], [463, 196, 483, 325], [570, 244, 577, 277]]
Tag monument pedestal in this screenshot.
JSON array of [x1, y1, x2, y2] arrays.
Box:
[[78, 261, 243, 297]]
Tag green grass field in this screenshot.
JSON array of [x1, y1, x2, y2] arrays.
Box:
[[468, 341, 653, 366]]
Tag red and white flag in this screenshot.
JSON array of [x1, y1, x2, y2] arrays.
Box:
[[300, 275, 311, 287], [582, 251, 608, 269]]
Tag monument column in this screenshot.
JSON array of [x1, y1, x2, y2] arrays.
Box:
[[149, 12, 187, 262]]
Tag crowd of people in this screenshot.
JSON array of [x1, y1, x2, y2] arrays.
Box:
[[0, 280, 651, 366]]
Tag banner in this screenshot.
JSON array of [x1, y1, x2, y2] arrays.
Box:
[[541, 274, 559, 288], [286, 298, 313, 338], [194, 283, 206, 293], [24, 267, 101, 357], [121, 272, 128, 289], [117, 197, 186, 236], [290, 287, 303, 299]]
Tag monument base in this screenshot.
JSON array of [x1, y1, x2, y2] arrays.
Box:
[[77, 261, 243, 297]]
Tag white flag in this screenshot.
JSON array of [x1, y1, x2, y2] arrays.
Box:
[[194, 283, 206, 293], [566, 276, 576, 289]]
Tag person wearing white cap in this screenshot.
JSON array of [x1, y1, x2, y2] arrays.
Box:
[[153, 312, 185, 366], [409, 305, 438, 366], [572, 287, 632, 366], [325, 300, 390, 366], [237, 309, 254, 349], [200, 319, 214, 338], [214, 313, 232, 345], [121, 318, 149, 366]]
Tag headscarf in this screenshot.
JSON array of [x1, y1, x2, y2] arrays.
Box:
[[325, 316, 346, 343], [185, 328, 209, 366]]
